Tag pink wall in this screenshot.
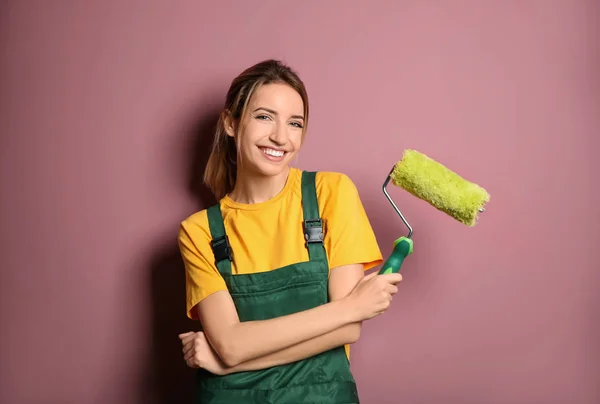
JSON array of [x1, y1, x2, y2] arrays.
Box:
[[1, 1, 598, 403]]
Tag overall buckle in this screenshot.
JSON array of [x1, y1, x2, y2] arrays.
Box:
[[303, 219, 324, 244], [210, 235, 232, 264]]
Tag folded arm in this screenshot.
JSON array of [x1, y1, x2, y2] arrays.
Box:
[[197, 265, 364, 367], [223, 264, 365, 373]]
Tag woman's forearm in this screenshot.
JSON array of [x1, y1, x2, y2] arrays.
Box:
[[224, 322, 361, 374], [207, 297, 359, 367], [200, 270, 398, 368]]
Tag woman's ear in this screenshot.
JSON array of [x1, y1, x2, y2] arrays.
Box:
[[223, 112, 236, 138]]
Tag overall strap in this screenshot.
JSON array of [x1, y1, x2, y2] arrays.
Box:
[[301, 171, 327, 262], [207, 204, 233, 275]]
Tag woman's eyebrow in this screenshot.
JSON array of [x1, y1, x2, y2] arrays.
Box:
[[253, 107, 304, 121]]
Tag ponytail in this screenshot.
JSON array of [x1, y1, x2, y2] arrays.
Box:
[[203, 113, 237, 201]]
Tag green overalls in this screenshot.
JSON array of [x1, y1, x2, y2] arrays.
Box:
[[197, 171, 360, 403]]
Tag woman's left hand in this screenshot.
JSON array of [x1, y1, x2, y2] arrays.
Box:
[[179, 331, 230, 375]]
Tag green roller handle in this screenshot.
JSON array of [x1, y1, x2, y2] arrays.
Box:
[[378, 236, 414, 274]]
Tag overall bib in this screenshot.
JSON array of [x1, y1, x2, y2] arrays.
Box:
[[196, 171, 360, 403]]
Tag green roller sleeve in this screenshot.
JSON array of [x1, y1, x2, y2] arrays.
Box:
[[378, 236, 414, 274]]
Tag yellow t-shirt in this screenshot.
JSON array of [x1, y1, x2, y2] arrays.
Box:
[[178, 168, 383, 357]]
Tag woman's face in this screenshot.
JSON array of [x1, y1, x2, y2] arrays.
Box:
[[227, 83, 305, 178]]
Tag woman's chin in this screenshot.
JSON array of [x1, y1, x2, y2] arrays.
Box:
[[250, 159, 291, 178]]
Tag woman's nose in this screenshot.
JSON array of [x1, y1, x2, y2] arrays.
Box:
[[269, 122, 287, 144]]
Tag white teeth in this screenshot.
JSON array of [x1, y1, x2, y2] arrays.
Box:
[[263, 148, 284, 157]]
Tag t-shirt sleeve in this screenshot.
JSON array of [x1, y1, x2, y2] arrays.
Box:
[[318, 172, 383, 271], [178, 212, 228, 320]]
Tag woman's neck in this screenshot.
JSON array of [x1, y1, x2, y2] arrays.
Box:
[[229, 166, 291, 204]]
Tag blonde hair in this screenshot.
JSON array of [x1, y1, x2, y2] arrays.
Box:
[[203, 59, 309, 200]]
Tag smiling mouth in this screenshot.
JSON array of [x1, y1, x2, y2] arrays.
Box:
[[260, 147, 286, 158]]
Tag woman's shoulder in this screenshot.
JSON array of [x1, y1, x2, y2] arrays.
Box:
[[314, 170, 360, 199], [178, 208, 211, 244]]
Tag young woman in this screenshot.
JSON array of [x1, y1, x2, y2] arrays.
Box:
[[177, 59, 403, 403]]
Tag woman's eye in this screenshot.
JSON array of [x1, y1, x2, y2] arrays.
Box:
[[290, 122, 303, 129], [256, 114, 270, 121]]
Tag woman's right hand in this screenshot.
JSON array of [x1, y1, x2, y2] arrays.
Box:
[[344, 271, 403, 321]]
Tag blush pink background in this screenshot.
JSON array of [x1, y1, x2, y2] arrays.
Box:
[[1, 1, 598, 403]]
